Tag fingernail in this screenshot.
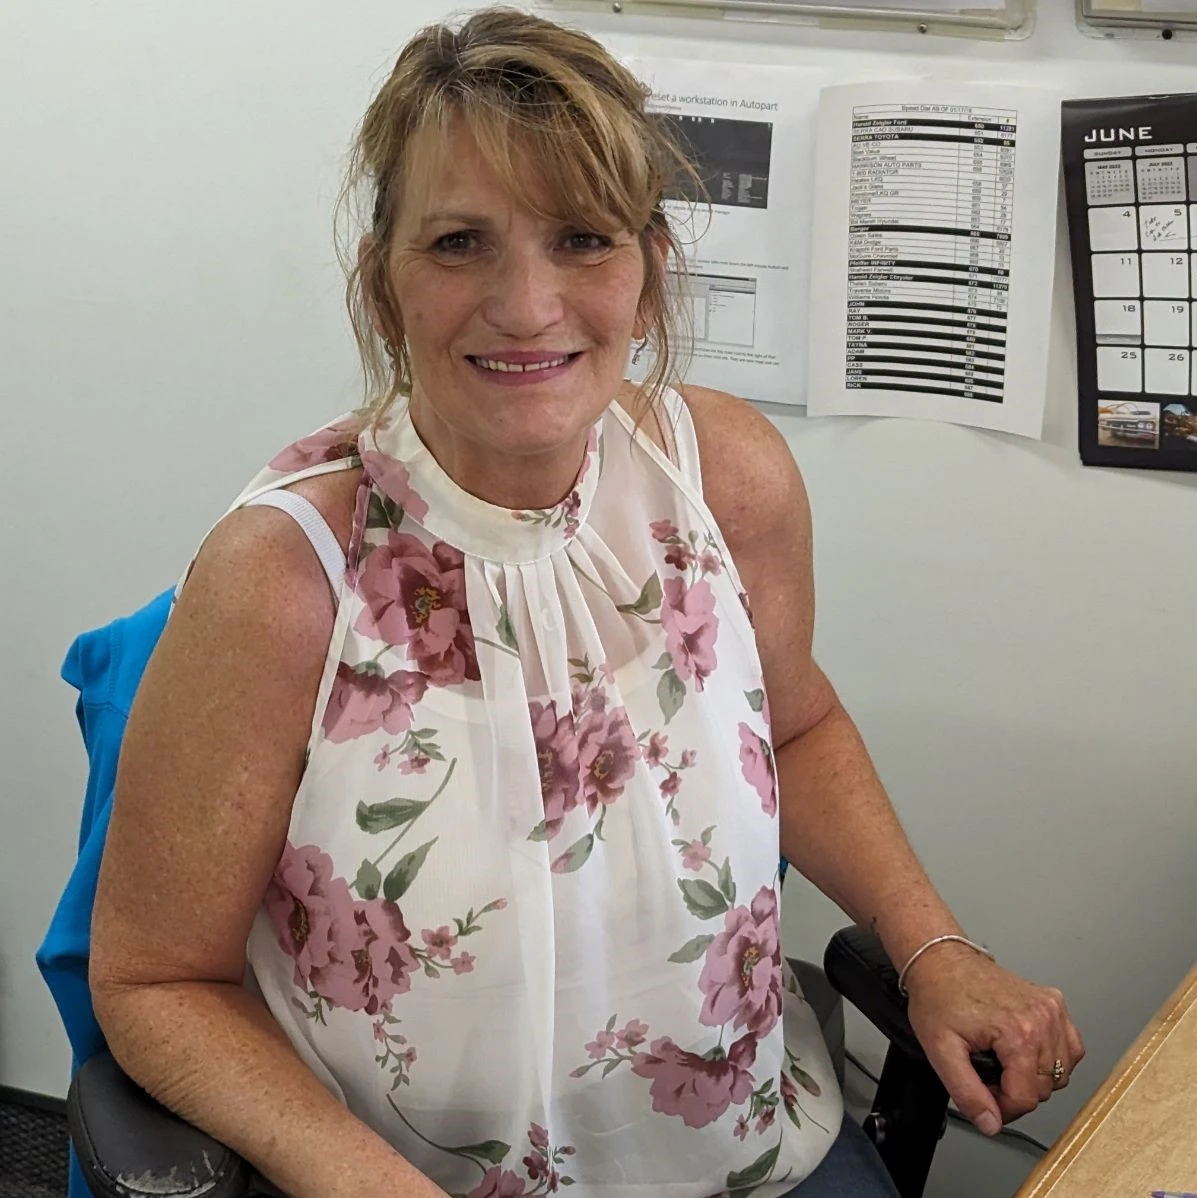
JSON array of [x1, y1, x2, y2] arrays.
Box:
[[977, 1112, 1001, 1136]]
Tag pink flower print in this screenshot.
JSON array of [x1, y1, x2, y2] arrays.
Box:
[[660, 578, 719, 691], [523, 1158, 561, 1192], [650, 518, 678, 542], [372, 1018, 388, 1042], [756, 1106, 777, 1134], [697, 887, 783, 1038], [699, 549, 722, 576], [571, 682, 608, 717], [374, 746, 392, 771], [642, 732, 669, 766], [450, 952, 476, 975], [467, 1168, 527, 1198], [780, 1070, 799, 1109], [576, 704, 638, 814], [680, 749, 697, 768], [309, 898, 420, 1015], [586, 1028, 617, 1060], [268, 417, 359, 471], [354, 533, 479, 686], [322, 662, 429, 744], [492, 898, 509, 910], [734, 1114, 750, 1141], [359, 451, 430, 521], [761, 691, 772, 730], [403, 1047, 418, 1066], [616, 1019, 649, 1049], [265, 843, 357, 990], [529, 1124, 550, 1152], [665, 542, 697, 571], [422, 926, 457, 961], [738, 723, 777, 817], [529, 699, 580, 835], [660, 771, 681, 798], [682, 841, 711, 872], [631, 1032, 758, 1129], [398, 751, 430, 775]]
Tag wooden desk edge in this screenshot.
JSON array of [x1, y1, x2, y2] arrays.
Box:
[[1015, 960, 1197, 1197]]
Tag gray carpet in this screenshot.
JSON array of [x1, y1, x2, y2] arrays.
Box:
[[0, 1101, 68, 1198]]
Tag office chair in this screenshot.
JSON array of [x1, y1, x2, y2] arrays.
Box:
[[67, 923, 1000, 1198]]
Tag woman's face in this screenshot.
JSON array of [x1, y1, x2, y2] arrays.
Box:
[[385, 124, 647, 494]]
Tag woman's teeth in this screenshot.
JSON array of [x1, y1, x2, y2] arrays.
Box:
[[473, 355, 571, 373]]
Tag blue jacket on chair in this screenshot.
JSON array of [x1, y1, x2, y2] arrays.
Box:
[[36, 587, 174, 1198]]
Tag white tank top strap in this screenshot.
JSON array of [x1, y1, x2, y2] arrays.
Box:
[[659, 385, 703, 493], [242, 489, 346, 598]]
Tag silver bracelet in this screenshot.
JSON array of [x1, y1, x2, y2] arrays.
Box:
[[897, 934, 995, 997]]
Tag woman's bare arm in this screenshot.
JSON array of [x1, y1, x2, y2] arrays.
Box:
[[90, 481, 448, 1198], [685, 384, 1083, 1135]]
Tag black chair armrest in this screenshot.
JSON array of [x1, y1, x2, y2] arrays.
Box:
[[68, 1050, 253, 1198], [824, 924, 1001, 1087]]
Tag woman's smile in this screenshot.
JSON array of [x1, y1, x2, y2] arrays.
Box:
[[465, 350, 584, 386]]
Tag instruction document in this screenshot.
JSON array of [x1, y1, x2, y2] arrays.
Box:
[[624, 56, 831, 407], [806, 81, 1061, 438]]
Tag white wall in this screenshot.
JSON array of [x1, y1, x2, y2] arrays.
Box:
[[2, 2, 1196, 1194]]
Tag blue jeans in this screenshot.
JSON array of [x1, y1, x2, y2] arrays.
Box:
[[779, 1116, 900, 1198]]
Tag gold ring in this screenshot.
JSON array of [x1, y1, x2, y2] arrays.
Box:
[[1037, 1058, 1067, 1085]]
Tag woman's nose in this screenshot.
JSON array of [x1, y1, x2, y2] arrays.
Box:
[[481, 249, 566, 338]]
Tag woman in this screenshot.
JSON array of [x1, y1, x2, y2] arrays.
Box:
[[90, 9, 1083, 1198]]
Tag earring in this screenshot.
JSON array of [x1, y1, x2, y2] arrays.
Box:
[[632, 338, 648, 365]]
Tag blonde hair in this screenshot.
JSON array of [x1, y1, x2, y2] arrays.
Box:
[[334, 6, 701, 428]]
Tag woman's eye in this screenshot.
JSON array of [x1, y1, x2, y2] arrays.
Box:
[[563, 231, 613, 254], [432, 231, 480, 256]]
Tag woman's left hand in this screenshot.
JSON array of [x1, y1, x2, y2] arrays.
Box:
[[903, 944, 1085, 1137]]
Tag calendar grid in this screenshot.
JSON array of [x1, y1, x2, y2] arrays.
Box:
[[1063, 96, 1197, 471]]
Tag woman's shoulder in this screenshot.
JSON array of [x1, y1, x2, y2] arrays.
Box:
[[178, 463, 363, 667], [676, 384, 808, 556]]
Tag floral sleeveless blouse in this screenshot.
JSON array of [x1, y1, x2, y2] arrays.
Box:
[[198, 389, 842, 1197]]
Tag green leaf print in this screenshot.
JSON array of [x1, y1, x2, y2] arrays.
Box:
[[717, 857, 737, 907], [355, 859, 382, 900], [745, 688, 765, 713], [528, 819, 551, 842], [677, 878, 729, 920], [616, 572, 662, 617], [366, 490, 402, 530], [452, 1140, 510, 1165], [727, 1143, 781, 1195], [790, 1063, 822, 1098], [552, 833, 595, 874], [357, 797, 431, 835], [383, 837, 438, 901], [668, 933, 715, 964], [657, 667, 685, 725], [496, 603, 519, 652]]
